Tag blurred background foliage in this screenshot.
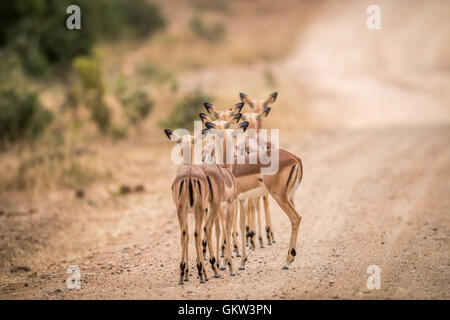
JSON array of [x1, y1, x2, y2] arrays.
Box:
[[0, 0, 165, 146], [0, 0, 305, 193]]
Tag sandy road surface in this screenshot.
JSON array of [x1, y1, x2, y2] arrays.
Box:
[[1, 0, 449, 299]]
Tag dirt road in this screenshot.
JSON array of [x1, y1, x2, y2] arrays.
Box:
[[1, 0, 449, 299]]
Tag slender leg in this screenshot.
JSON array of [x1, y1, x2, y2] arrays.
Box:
[[220, 207, 226, 258], [215, 217, 221, 269], [202, 212, 208, 260], [232, 202, 241, 257], [177, 205, 188, 285], [248, 199, 256, 250], [224, 202, 236, 276], [204, 205, 221, 278], [239, 200, 248, 270], [270, 193, 302, 269], [263, 195, 274, 244], [184, 229, 189, 282], [194, 206, 206, 283], [218, 208, 227, 270], [256, 197, 264, 248]]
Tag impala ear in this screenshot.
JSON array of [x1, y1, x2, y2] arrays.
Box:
[[239, 92, 254, 108], [263, 106, 271, 117], [263, 92, 278, 106], [164, 129, 181, 143], [239, 121, 249, 132], [205, 122, 216, 130], [204, 102, 213, 114], [234, 102, 244, 113], [203, 102, 219, 118], [199, 113, 212, 123], [201, 128, 209, 137], [231, 112, 242, 124]]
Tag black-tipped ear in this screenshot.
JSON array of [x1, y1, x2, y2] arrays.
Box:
[[204, 102, 213, 114], [202, 128, 209, 137], [205, 122, 216, 130], [199, 113, 207, 123], [271, 92, 278, 101], [164, 129, 173, 140], [239, 121, 249, 132], [240, 92, 254, 108], [234, 102, 244, 113], [233, 112, 242, 123], [264, 107, 271, 117]]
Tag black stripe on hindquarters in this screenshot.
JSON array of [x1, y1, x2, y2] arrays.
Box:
[[286, 165, 296, 187], [179, 180, 184, 195], [196, 179, 202, 197], [189, 179, 194, 206], [206, 176, 213, 199]]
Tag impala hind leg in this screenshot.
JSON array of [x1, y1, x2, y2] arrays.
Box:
[[263, 195, 275, 244], [204, 206, 221, 278], [218, 208, 227, 270], [223, 202, 236, 276], [256, 198, 264, 248], [232, 203, 241, 257], [202, 210, 208, 260], [271, 194, 301, 269], [184, 232, 189, 282], [248, 199, 256, 250], [194, 207, 206, 283], [177, 205, 188, 285], [214, 217, 221, 269], [239, 200, 248, 270]]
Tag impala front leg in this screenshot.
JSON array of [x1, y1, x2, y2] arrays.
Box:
[[224, 202, 236, 276]]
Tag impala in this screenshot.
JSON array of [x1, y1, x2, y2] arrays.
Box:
[[202, 100, 303, 270]]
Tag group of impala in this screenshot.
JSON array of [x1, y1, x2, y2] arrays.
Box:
[[164, 92, 303, 284]]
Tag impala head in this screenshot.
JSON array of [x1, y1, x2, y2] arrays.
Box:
[[241, 106, 271, 130], [202, 102, 244, 122], [239, 92, 277, 113], [202, 115, 249, 166], [164, 129, 206, 164]]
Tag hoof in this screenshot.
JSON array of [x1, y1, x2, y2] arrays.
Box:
[[204, 277, 209, 282], [230, 271, 236, 276], [214, 274, 221, 278], [200, 279, 205, 284], [239, 265, 245, 270], [219, 265, 226, 271], [178, 281, 184, 285], [236, 253, 242, 257], [184, 278, 189, 281], [260, 245, 264, 249], [220, 254, 224, 258], [282, 265, 289, 270], [272, 240, 276, 244], [268, 242, 272, 245]]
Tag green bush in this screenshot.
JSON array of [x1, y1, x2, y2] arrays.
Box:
[[189, 16, 225, 43], [72, 55, 110, 133], [121, 90, 154, 126], [161, 89, 211, 131], [115, 74, 154, 127], [0, 0, 166, 76], [0, 87, 53, 144]]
